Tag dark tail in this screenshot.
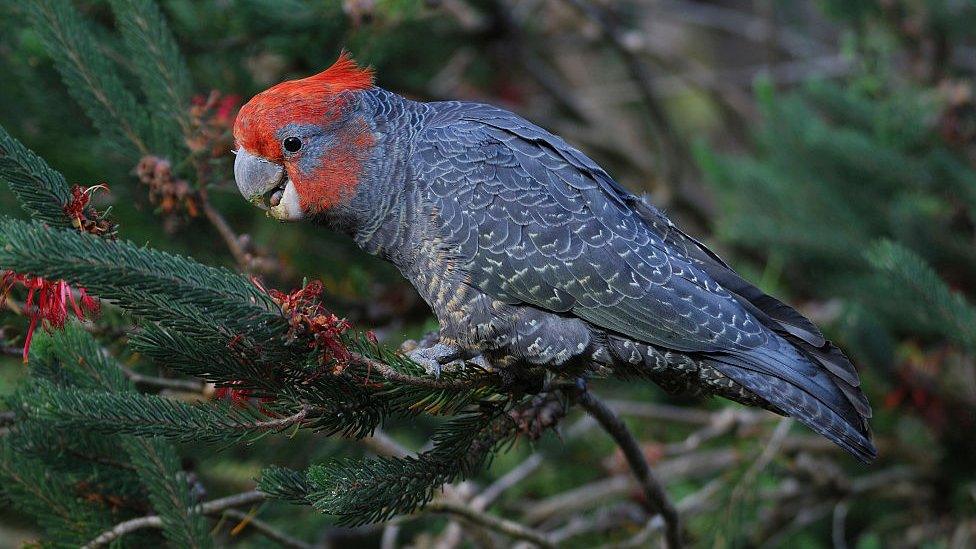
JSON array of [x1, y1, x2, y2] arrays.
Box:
[[706, 338, 877, 463]]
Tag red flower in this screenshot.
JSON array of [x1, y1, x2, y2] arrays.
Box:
[[1, 272, 100, 362], [63, 184, 115, 237], [214, 385, 252, 406], [257, 278, 352, 372]]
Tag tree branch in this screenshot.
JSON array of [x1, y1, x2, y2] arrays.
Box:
[[122, 367, 206, 393], [425, 500, 556, 548], [83, 490, 266, 548], [348, 351, 495, 390], [576, 388, 682, 549], [221, 508, 313, 549], [251, 405, 311, 431], [196, 190, 277, 274]]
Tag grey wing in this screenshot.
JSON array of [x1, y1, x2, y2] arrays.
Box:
[[414, 102, 768, 354]]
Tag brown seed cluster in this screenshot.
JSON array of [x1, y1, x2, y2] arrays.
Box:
[[135, 155, 200, 220]]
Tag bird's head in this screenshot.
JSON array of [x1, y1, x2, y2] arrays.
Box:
[[232, 53, 376, 221]]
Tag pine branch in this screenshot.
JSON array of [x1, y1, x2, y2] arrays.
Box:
[[0, 124, 74, 226], [867, 239, 976, 351], [123, 437, 212, 548], [28, 0, 150, 156], [266, 409, 506, 525], [109, 0, 191, 157], [273, 394, 565, 526], [0, 219, 283, 338], [28, 321, 130, 393], [257, 465, 313, 505], [0, 441, 116, 544], [123, 367, 207, 393], [20, 381, 308, 443]]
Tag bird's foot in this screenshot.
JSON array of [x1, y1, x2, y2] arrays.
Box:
[[407, 343, 465, 379]]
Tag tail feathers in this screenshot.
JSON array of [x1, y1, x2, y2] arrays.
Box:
[[708, 345, 877, 463], [796, 340, 872, 419]]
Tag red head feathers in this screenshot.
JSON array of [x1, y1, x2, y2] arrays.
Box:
[[234, 52, 375, 162], [234, 53, 376, 214]]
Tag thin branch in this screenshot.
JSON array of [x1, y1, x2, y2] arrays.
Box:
[[576, 388, 682, 549], [360, 427, 412, 458], [83, 490, 266, 548], [729, 416, 793, 506], [598, 479, 725, 549], [197, 191, 277, 274], [348, 351, 494, 390], [605, 399, 720, 425], [656, 0, 831, 58], [472, 453, 545, 511], [251, 405, 311, 431], [122, 367, 206, 393], [221, 508, 312, 549], [425, 500, 556, 548]]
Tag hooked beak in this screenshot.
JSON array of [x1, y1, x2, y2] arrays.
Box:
[[233, 148, 303, 221]]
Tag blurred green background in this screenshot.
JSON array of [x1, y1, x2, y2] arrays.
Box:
[[1, 0, 975, 546]]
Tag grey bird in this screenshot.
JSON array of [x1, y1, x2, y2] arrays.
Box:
[[232, 55, 876, 462]]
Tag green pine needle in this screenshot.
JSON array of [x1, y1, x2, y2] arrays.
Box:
[[0, 124, 73, 227]]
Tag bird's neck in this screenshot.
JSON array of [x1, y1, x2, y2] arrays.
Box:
[[314, 88, 428, 264]]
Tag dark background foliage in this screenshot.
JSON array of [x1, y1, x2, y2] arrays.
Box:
[[0, 0, 974, 547]]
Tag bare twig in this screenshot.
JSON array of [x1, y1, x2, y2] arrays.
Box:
[[832, 500, 849, 549], [360, 427, 412, 458], [220, 508, 312, 549], [251, 405, 311, 431], [656, 0, 831, 58], [425, 500, 556, 548], [122, 367, 206, 393], [576, 389, 682, 548], [473, 453, 545, 511], [598, 479, 724, 549], [197, 192, 277, 274], [729, 416, 793, 505], [83, 490, 266, 548], [605, 399, 718, 424], [521, 448, 736, 525]]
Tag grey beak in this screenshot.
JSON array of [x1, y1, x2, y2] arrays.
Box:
[[234, 148, 285, 209]]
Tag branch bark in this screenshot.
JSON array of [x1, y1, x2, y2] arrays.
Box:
[[576, 388, 683, 549], [83, 490, 267, 548], [349, 351, 496, 390], [122, 367, 206, 393], [425, 500, 556, 548]]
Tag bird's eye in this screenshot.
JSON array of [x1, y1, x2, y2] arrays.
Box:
[[283, 137, 302, 153]]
